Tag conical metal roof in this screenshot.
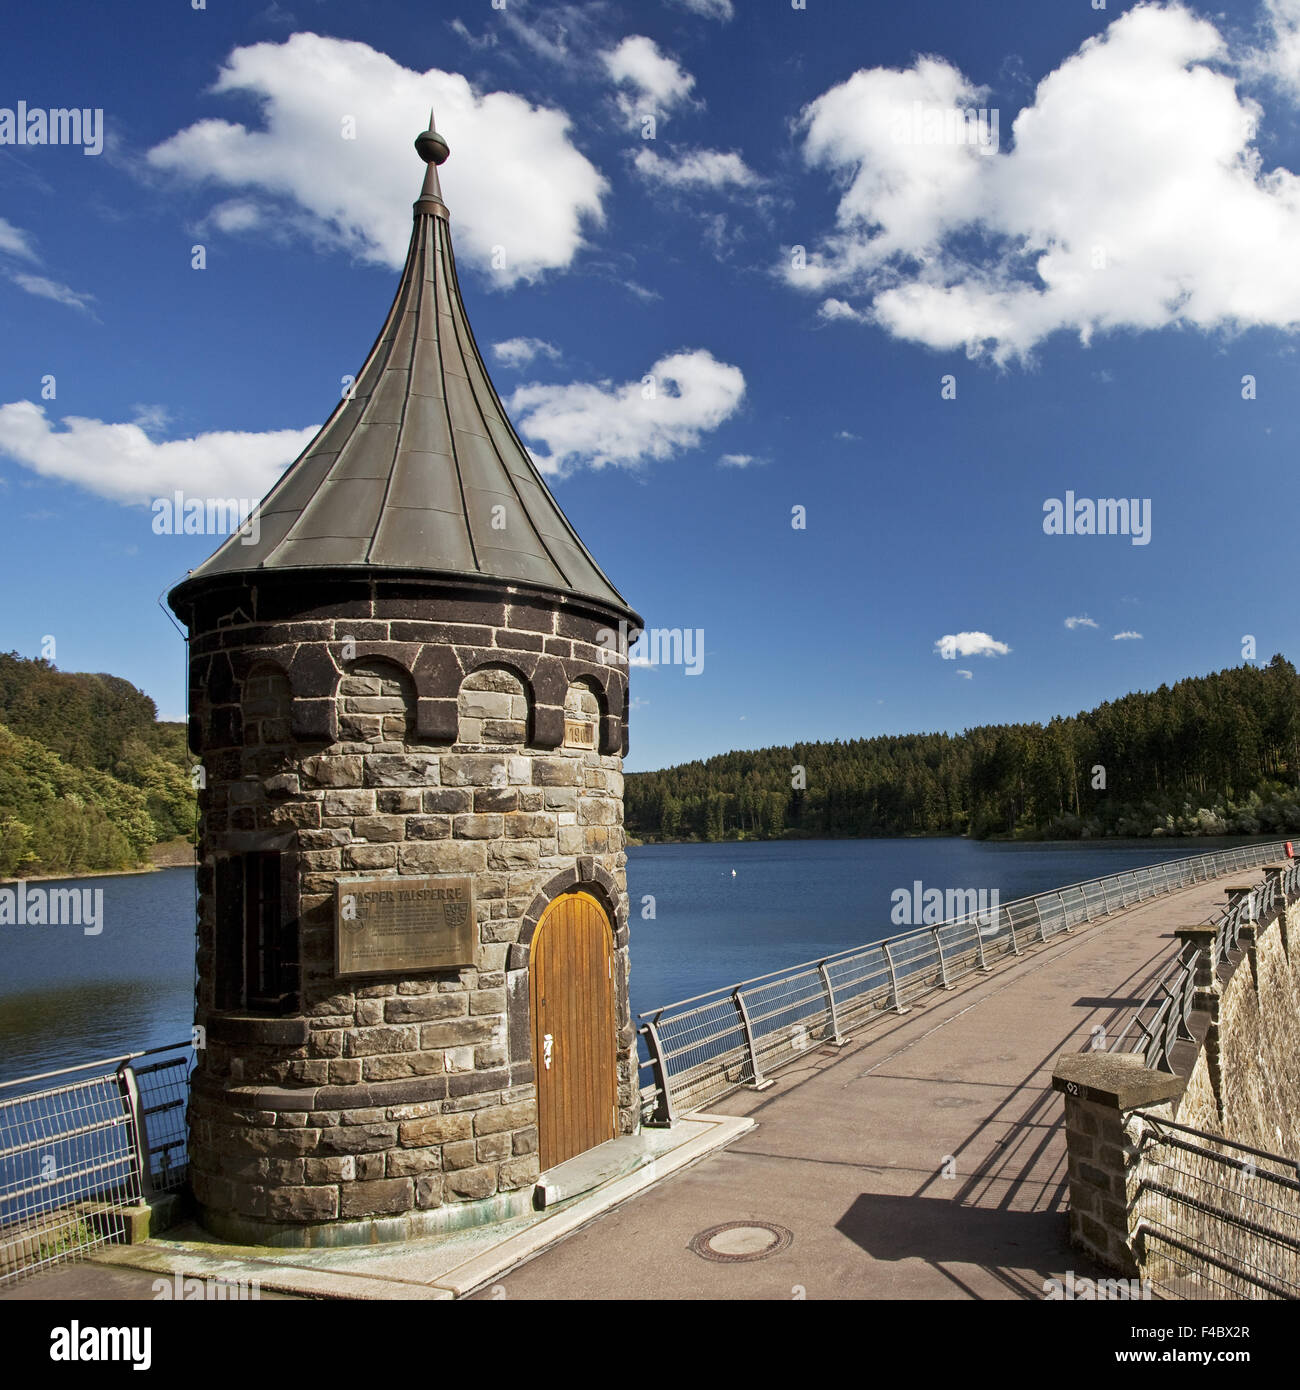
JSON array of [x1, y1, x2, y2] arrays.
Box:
[[174, 118, 635, 620]]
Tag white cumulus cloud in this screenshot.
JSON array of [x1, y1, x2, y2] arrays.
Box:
[[633, 148, 759, 189], [1249, 0, 1300, 99], [790, 4, 1300, 362], [718, 453, 755, 467], [934, 631, 1011, 659], [1113, 630, 1144, 641], [493, 337, 561, 369], [602, 36, 696, 128], [818, 298, 870, 324], [956, 669, 974, 679], [147, 33, 607, 286], [1064, 616, 1099, 630], [0, 401, 317, 505], [508, 348, 746, 474]]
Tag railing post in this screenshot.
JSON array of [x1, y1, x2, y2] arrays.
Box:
[[732, 988, 774, 1091], [816, 959, 850, 1046], [1006, 910, 1022, 956], [115, 1061, 153, 1200], [881, 940, 910, 1015], [1262, 864, 1290, 953], [640, 1020, 677, 1127], [973, 915, 991, 973], [1059, 890, 1072, 934], [1175, 929, 1221, 1111], [931, 926, 952, 989]]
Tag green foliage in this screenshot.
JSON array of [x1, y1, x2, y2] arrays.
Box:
[[627, 656, 1300, 844], [0, 654, 196, 877], [0, 653, 157, 770]]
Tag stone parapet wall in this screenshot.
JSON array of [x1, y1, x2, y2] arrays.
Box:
[[1178, 894, 1300, 1154], [1054, 868, 1300, 1284]]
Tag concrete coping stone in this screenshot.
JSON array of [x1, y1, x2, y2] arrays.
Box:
[[1051, 1051, 1185, 1109]]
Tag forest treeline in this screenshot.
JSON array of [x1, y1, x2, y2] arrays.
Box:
[[626, 657, 1300, 844], [0, 653, 195, 878]]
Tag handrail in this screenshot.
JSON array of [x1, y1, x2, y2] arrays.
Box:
[[1133, 1111, 1300, 1183], [1130, 1111, 1300, 1299], [638, 839, 1291, 1121], [0, 1040, 194, 1094], [638, 841, 1287, 1020], [1109, 859, 1300, 1069]]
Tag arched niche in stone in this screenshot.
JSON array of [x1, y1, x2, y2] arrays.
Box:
[[457, 666, 531, 747], [336, 658, 418, 752], [563, 676, 605, 754], [240, 662, 294, 778]]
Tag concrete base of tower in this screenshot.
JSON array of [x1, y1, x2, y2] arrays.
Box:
[[196, 1187, 538, 1250]]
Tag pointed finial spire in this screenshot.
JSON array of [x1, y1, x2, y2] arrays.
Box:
[[414, 109, 451, 217]]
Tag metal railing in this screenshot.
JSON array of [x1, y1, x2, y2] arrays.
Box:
[[1131, 1112, 1300, 1299], [638, 839, 1291, 1123], [1106, 952, 1203, 1071], [1108, 859, 1300, 1070], [0, 1041, 193, 1286]]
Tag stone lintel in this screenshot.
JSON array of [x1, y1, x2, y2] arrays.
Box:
[[1051, 1051, 1185, 1110]]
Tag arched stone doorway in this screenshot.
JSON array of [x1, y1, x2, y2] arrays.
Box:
[[529, 890, 618, 1169]]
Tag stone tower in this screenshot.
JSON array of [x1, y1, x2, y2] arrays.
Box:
[[168, 118, 642, 1244]]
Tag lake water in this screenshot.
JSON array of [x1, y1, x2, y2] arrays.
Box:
[[0, 836, 1264, 1083]]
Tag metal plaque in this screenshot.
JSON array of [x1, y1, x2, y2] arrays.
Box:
[[336, 876, 476, 976], [564, 719, 596, 749]]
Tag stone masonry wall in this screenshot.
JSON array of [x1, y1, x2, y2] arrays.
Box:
[[1173, 894, 1300, 1152], [1056, 873, 1300, 1282], [183, 579, 636, 1239]]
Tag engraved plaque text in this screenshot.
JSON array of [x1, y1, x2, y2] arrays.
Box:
[[564, 719, 596, 749], [336, 876, 475, 976]]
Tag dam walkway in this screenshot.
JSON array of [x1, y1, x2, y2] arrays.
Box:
[[0, 866, 1269, 1302], [471, 874, 1237, 1300]]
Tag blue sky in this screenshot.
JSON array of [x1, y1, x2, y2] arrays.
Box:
[[2, 0, 1300, 772]]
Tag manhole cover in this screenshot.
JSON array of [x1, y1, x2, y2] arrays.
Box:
[[688, 1221, 793, 1263]]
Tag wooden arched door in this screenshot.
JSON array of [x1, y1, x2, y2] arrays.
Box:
[[530, 891, 617, 1170]]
